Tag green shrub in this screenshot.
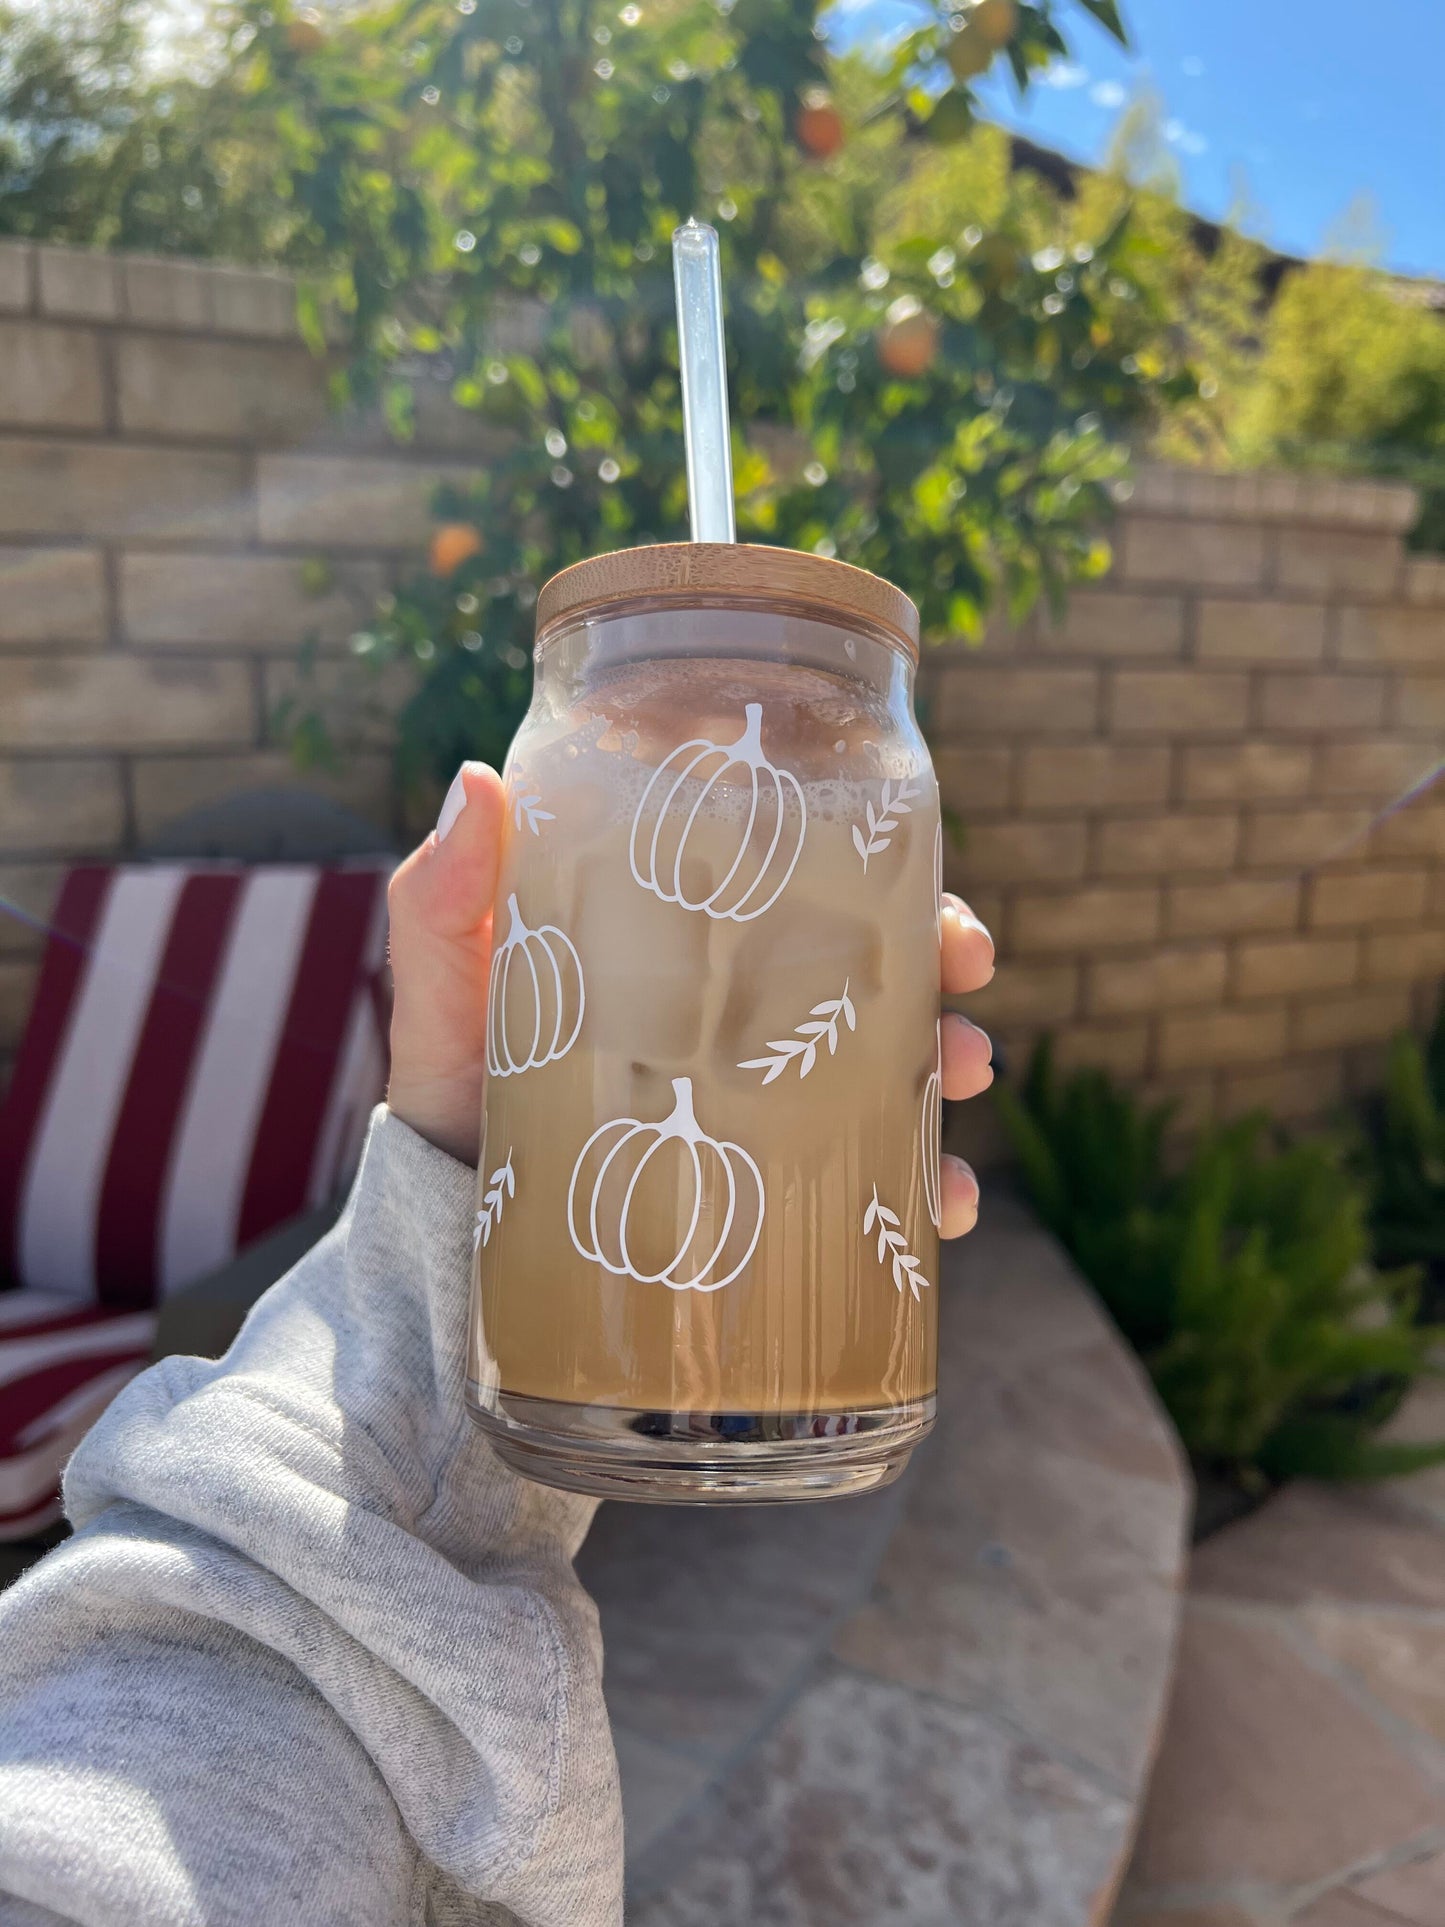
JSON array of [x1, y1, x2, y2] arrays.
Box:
[[997, 1039, 1445, 1487], [1358, 999, 1445, 1279]]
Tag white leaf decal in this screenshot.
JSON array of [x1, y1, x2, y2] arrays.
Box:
[[738, 978, 856, 1085], [474, 1150, 516, 1251], [853, 776, 921, 873], [864, 1184, 932, 1301]]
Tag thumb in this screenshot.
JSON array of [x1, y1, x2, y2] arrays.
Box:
[[386, 763, 506, 1166]]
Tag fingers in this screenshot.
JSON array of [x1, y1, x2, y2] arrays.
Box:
[[940, 1155, 979, 1239], [941, 894, 994, 996], [941, 1010, 992, 1101], [386, 762, 506, 1165]]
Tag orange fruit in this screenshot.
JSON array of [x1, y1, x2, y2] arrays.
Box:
[[878, 300, 939, 379], [795, 100, 846, 160], [946, 30, 993, 82], [285, 16, 326, 53], [429, 523, 483, 576], [971, 0, 1018, 48]]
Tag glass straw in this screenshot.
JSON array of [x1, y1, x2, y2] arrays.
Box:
[[672, 218, 736, 544]]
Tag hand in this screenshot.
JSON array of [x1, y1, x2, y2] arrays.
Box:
[[386, 765, 997, 1237]]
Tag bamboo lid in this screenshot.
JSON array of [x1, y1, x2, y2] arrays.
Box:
[[534, 543, 920, 660]]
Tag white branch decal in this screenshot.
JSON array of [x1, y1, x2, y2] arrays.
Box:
[[852, 777, 920, 872], [473, 1151, 516, 1251], [864, 1185, 931, 1302], [514, 792, 554, 835], [738, 979, 857, 1084]]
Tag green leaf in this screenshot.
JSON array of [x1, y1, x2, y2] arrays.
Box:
[[1075, 0, 1128, 45]]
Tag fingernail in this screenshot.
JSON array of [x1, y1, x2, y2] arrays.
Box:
[[943, 895, 993, 946], [435, 768, 468, 844]]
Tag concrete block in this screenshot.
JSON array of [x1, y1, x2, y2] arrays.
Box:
[[0, 656, 254, 750], [120, 255, 215, 330], [1196, 599, 1326, 664], [1275, 526, 1401, 599], [1182, 744, 1313, 802], [1119, 516, 1268, 590], [0, 243, 33, 314], [1095, 814, 1240, 877], [1232, 936, 1360, 1000], [1159, 1004, 1290, 1072], [957, 819, 1087, 884], [1309, 866, 1430, 930], [0, 756, 126, 852], [34, 244, 119, 320], [1292, 987, 1414, 1053], [0, 547, 107, 645], [0, 321, 105, 430], [1167, 877, 1301, 940], [257, 453, 474, 548], [1363, 928, 1445, 985], [1111, 671, 1249, 736], [1038, 589, 1185, 657], [1241, 808, 1375, 870], [208, 265, 299, 339], [1011, 885, 1161, 954], [1314, 739, 1443, 799], [116, 335, 328, 443], [1258, 674, 1387, 733], [1088, 946, 1228, 1016], [120, 552, 386, 650], [1019, 745, 1170, 812], [1337, 604, 1443, 666], [935, 666, 1099, 736], [131, 750, 392, 841], [0, 438, 255, 542]]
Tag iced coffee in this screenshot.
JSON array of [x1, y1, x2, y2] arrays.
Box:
[[466, 544, 940, 1501]]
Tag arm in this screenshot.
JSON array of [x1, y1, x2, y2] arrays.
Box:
[[0, 1103, 621, 1927], [0, 766, 622, 1927]]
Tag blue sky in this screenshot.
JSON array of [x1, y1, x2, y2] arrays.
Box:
[[834, 0, 1445, 280]]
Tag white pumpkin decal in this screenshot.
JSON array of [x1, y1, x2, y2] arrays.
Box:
[[629, 703, 806, 922], [567, 1076, 765, 1292], [922, 1020, 942, 1232], [486, 892, 585, 1078]]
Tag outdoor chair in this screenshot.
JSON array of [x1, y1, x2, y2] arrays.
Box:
[[0, 790, 394, 1550]]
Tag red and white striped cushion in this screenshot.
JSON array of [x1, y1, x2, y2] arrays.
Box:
[[0, 861, 392, 1538]]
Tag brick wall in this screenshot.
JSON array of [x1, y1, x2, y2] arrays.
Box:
[[927, 465, 1445, 1151], [0, 238, 480, 1079], [1, 239, 1442, 1141]]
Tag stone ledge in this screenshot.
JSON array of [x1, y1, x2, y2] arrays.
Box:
[[1128, 463, 1419, 535], [577, 1190, 1191, 1924]]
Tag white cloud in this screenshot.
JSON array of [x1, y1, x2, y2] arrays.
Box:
[[1181, 55, 1204, 77], [1164, 116, 1208, 157], [1040, 62, 1089, 89], [1090, 79, 1126, 108]]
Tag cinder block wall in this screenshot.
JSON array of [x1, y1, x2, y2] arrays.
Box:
[[1, 238, 1442, 1136], [929, 465, 1445, 1142], [0, 239, 480, 1077]]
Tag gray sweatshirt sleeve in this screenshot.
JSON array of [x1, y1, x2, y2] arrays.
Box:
[[0, 1108, 623, 1927]]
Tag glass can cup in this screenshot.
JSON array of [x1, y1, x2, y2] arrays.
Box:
[[466, 543, 942, 1501]]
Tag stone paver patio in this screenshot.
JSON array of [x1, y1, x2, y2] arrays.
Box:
[[1113, 1382, 1445, 1926], [577, 1191, 1190, 1924]]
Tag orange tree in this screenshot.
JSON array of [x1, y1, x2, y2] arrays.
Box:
[[230, 0, 1191, 786]]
